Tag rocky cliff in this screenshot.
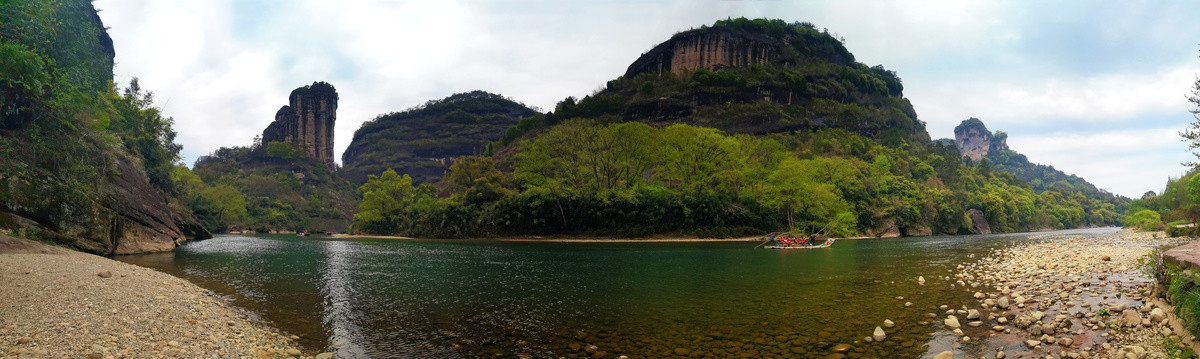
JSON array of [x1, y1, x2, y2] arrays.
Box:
[[0, 0, 211, 255], [953, 118, 1008, 161], [625, 27, 783, 77], [342, 91, 538, 184], [2, 143, 211, 255], [488, 18, 924, 146], [262, 82, 338, 165]]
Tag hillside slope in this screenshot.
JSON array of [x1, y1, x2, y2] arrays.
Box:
[[0, 0, 210, 254], [493, 18, 924, 154], [950, 118, 1128, 215], [342, 91, 538, 184]]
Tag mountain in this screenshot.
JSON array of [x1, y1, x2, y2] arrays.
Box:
[[0, 0, 210, 254], [188, 83, 357, 234], [492, 18, 925, 155], [350, 18, 1125, 239], [951, 118, 1128, 211], [342, 91, 539, 184]]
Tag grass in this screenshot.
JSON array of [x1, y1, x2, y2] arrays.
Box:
[[1165, 335, 1197, 359], [1163, 260, 1200, 336]]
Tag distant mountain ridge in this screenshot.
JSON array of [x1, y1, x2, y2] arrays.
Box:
[[950, 118, 1126, 207]]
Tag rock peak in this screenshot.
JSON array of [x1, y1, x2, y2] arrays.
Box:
[[262, 81, 338, 165], [953, 118, 1008, 161]]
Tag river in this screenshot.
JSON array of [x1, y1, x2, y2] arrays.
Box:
[[114, 228, 1122, 358]]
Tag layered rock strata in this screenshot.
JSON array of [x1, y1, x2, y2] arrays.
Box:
[[625, 27, 782, 77], [262, 82, 338, 165]]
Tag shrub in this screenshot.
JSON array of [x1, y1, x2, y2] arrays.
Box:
[[1123, 209, 1162, 232]]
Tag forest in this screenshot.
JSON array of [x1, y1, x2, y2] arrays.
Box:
[[353, 121, 1123, 238]]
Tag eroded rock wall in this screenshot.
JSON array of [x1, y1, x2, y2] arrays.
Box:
[[955, 126, 992, 161], [953, 118, 1009, 162], [625, 27, 782, 77], [262, 82, 338, 165], [1, 151, 211, 255]]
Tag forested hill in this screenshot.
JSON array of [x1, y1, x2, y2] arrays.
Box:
[[342, 91, 538, 184], [350, 18, 1125, 239], [0, 0, 210, 254], [489, 18, 925, 155], [949, 118, 1128, 213]]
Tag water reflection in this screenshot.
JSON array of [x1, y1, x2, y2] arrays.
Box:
[[319, 239, 367, 357]]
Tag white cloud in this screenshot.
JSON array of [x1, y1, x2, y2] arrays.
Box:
[[1008, 128, 1191, 197], [918, 64, 1197, 126]]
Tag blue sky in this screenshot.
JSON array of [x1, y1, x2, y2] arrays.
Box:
[[93, 0, 1200, 198]]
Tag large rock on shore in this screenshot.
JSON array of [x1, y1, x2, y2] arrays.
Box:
[[967, 209, 991, 234]]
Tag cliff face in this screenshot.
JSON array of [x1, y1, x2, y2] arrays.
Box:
[[2, 147, 211, 255], [262, 82, 338, 165], [0, 0, 211, 255], [953, 118, 1008, 161], [342, 91, 538, 184], [626, 27, 783, 77]]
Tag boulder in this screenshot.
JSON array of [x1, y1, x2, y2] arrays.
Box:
[[873, 326, 886, 341], [934, 351, 954, 359], [996, 296, 1010, 309], [1150, 308, 1166, 322], [944, 316, 961, 329], [967, 209, 992, 234], [1119, 310, 1141, 327]]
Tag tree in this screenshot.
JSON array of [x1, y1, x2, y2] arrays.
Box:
[[1181, 53, 1200, 166], [447, 156, 508, 205]]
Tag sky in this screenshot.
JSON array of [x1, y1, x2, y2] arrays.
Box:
[[93, 0, 1200, 198]]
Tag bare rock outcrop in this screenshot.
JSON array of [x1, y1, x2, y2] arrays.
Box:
[[625, 26, 783, 77], [262, 82, 338, 165], [953, 118, 1009, 161], [1, 151, 211, 255], [967, 209, 992, 235]]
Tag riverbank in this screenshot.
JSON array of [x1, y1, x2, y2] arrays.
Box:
[[0, 235, 319, 358], [954, 230, 1198, 358], [332, 233, 768, 242], [330, 233, 866, 243]]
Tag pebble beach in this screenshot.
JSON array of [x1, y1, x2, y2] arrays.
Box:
[[0, 236, 322, 358], [948, 230, 1197, 359]]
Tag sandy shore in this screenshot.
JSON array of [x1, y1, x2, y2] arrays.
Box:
[[952, 230, 1199, 359], [0, 235, 323, 358]]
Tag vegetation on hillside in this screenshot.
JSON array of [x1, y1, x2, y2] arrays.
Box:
[[342, 91, 539, 184], [0, 0, 205, 245], [354, 121, 1122, 238], [488, 18, 925, 156], [186, 141, 357, 233]]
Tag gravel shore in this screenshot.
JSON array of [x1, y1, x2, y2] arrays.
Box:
[[953, 230, 1198, 359], [0, 235, 317, 358]]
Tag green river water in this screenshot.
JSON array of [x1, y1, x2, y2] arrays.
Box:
[[114, 228, 1123, 358]]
